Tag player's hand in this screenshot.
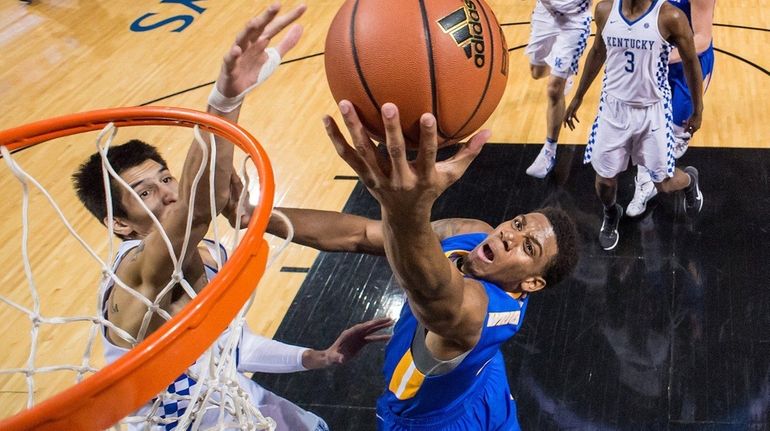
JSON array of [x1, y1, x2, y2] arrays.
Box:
[[216, 3, 306, 97], [684, 110, 702, 137], [322, 318, 394, 366], [564, 96, 583, 130], [222, 171, 255, 228], [324, 101, 489, 215]]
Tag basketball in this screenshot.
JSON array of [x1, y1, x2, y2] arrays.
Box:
[[324, 0, 509, 148]]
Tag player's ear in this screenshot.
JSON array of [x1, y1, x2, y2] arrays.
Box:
[[519, 276, 546, 293], [105, 217, 134, 238]]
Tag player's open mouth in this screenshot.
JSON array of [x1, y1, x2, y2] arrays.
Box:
[[478, 244, 495, 263]]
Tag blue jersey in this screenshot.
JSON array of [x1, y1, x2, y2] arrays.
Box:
[[377, 233, 527, 430], [667, 0, 693, 22], [666, 0, 715, 125]]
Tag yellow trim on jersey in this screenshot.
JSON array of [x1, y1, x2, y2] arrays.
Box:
[[388, 349, 425, 400], [444, 249, 470, 259]]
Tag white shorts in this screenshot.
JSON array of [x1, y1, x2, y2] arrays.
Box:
[[583, 93, 675, 182], [525, 1, 592, 78]]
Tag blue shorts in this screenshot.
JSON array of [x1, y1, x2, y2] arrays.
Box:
[[375, 373, 520, 431], [668, 43, 715, 126]]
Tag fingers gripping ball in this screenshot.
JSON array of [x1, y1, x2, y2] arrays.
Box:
[[324, 0, 509, 149]]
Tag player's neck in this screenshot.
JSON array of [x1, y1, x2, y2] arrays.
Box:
[[622, 0, 654, 16]]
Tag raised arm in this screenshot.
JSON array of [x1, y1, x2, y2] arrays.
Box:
[[564, 0, 611, 130], [324, 101, 490, 353], [668, 0, 714, 63], [661, 3, 704, 134], [132, 5, 306, 287]]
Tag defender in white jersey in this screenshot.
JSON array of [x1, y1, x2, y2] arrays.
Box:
[[626, 0, 715, 217], [524, 0, 592, 178], [564, 0, 704, 250], [72, 6, 392, 429], [97, 237, 391, 430]]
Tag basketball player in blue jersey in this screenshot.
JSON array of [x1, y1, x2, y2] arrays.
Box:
[[564, 0, 704, 250], [72, 6, 394, 430], [525, 0, 593, 178], [265, 101, 579, 430], [626, 0, 715, 217]]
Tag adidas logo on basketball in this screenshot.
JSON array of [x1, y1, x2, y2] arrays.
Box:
[[437, 0, 486, 68]]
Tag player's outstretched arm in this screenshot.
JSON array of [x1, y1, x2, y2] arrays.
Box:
[[267, 207, 387, 255], [236, 318, 393, 373], [135, 4, 306, 288], [265, 210, 491, 255], [661, 4, 704, 135], [324, 100, 490, 351], [564, 0, 611, 130]]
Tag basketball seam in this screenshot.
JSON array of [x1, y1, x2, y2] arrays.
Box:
[[449, 1, 497, 140], [351, 0, 381, 116], [419, 0, 450, 140]]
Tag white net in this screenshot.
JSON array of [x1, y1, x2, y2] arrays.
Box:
[[0, 121, 292, 430]]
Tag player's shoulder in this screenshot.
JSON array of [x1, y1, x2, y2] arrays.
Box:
[[595, 0, 613, 14], [432, 218, 493, 240], [113, 241, 145, 283], [594, 0, 613, 22], [659, 1, 689, 29], [660, 0, 687, 20]]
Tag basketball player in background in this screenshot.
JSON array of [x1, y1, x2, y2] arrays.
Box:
[[73, 5, 391, 430], [564, 0, 704, 251], [262, 101, 579, 430], [524, 0, 593, 178], [626, 0, 715, 217]]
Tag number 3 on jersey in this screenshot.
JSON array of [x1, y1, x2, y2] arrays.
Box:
[[624, 51, 635, 73]]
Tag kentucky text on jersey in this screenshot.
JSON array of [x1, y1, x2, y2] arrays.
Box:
[[604, 36, 656, 50]]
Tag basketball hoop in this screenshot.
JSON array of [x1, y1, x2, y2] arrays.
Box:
[[0, 107, 275, 430]]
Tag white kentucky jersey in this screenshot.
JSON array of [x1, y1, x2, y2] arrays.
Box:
[[601, 0, 672, 106], [97, 240, 323, 430], [540, 0, 592, 15]]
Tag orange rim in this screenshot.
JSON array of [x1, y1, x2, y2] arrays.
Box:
[[0, 107, 275, 430]]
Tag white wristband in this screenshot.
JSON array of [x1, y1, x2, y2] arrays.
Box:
[[208, 47, 282, 113]]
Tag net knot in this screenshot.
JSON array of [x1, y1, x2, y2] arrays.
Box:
[[171, 271, 183, 283]]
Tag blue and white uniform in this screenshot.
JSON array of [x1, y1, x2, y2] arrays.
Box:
[[376, 233, 528, 430], [527, 0, 593, 79], [584, 0, 675, 182], [99, 240, 327, 431], [667, 0, 714, 129]]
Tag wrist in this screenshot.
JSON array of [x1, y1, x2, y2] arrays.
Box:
[[381, 206, 433, 231], [208, 86, 245, 113], [301, 349, 331, 370]]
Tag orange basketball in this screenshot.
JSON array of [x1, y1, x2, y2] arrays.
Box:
[[324, 0, 509, 149]]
